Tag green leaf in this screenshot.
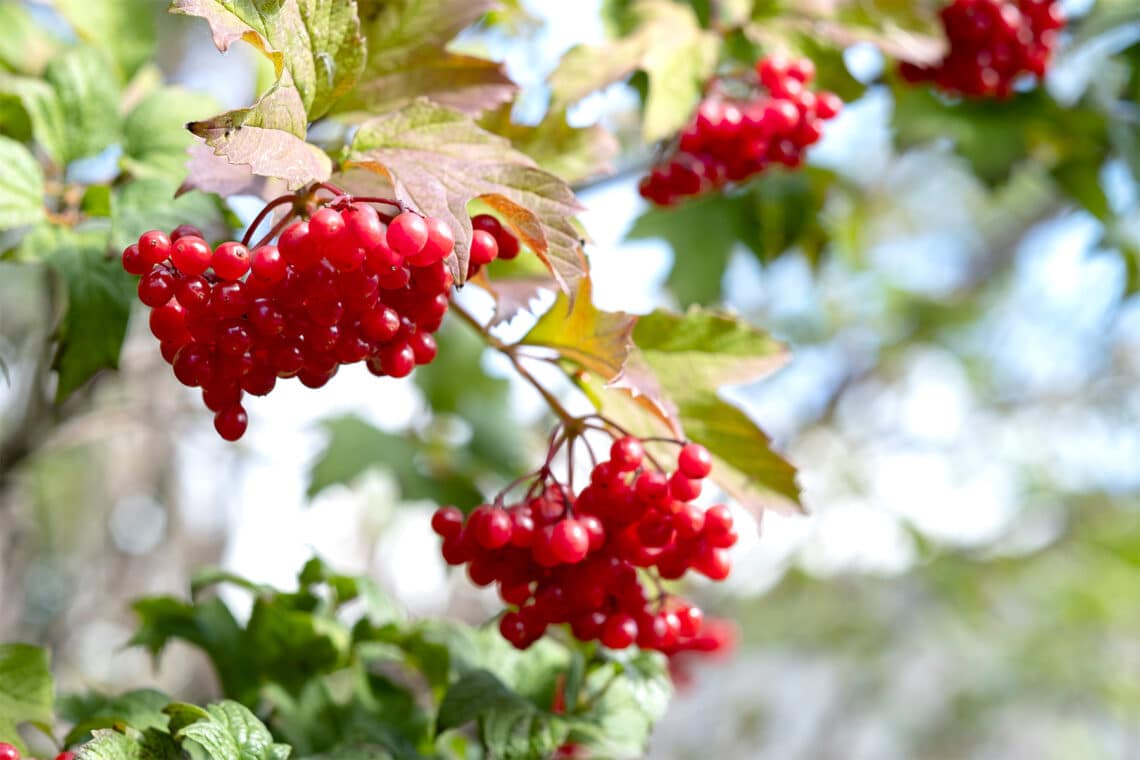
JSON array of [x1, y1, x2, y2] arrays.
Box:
[[122, 87, 219, 179], [130, 596, 259, 705], [76, 728, 181, 760], [437, 670, 568, 760], [169, 701, 292, 760], [43, 46, 122, 164], [170, 0, 365, 121], [347, 99, 587, 289], [186, 77, 332, 189], [51, 0, 158, 78], [0, 136, 45, 229], [16, 226, 132, 401], [60, 689, 171, 746], [520, 278, 635, 382], [577, 650, 670, 758], [345, 0, 515, 116], [244, 598, 351, 694], [0, 73, 68, 166], [435, 668, 540, 733], [110, 176, 228, 252], [1052, 159, 1111, 221], [549, 0, 720, 141], [0, 644, 53, 727], [479, 108, 618, 185], [0, 3, 62, 76], [307, 415, 483, 505]]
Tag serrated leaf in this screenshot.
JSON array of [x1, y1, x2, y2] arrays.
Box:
[[521, 278, 634, 382], [577, 650, 670, 758], [435, 669, 539, 735], [308, 415, 483, 505], [187, 76, 332, 189], [170, 0, 365, 121], [0, 3, 62, 76], [0, 74, 67, 165], [60, 690, 172, 746], [76, 728, 181, 760], [346, 99, 587, 289], [0, 644, 53, 727], [358, 0, 494, 65], [16, 226, 133, 401], [43, 46, 121, 164], [437, 670, 568, 760], [548, 0, 720, 141], [50, 0, 158, 78], [170, 701, 292, 760], [0, 136, 45, 229], [480, 108, 618, 185], [122, 87, 219, 180]]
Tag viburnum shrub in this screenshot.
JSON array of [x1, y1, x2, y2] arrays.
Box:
[[638, 55, 843, 206], [899, 0, 1066, 97], [432, 420, 740, 652]]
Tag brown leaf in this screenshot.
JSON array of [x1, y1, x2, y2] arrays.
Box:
[[337, 52, 517, 117], [178, 141, 288, 200]]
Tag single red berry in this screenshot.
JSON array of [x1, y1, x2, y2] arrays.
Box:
[[176, 275, 211, 312], [416, 216, 456, 264], [677, 442, 712, 479], [279, 220, 318, 269], [431, 506, 465, 538], [214, 404, 248, 441], [0, 744, 20, 760], [601, 613, 638, 649], [550, 519, 590, 564], [121, 243, 149, 275], [250, 245, 286, 284], [468, 229, 499, 268], [211, 241, 251, 280], [149, 300, 187, 342], [171, 236, 212, 276], [676, 604, 703, 637], [55, 752, 76, 760], [309, 207, 346, 249], [387, 212, 429, 258], [475, 508, 513, 549], [610, 436, 644, 471], [379, 342, 415, 378], [138, 268, 175, 307], [408, 331, 438, 365], [170, 224, 203, 242], [495, 227, 520, 260], [342, 203, 385, 250], [138, 230, 172, 267], [361, 305, 401, 343]]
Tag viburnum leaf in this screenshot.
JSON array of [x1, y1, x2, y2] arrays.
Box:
[[358, 0, 494, 65], [121, 87, 219, 180], [0, 74, 68, 166], [169, 0, 365, 120], [480, 108, 618, 185], [178, 142, 288, 200], [76, 728, 181, 760], [549, 0, 720, 141], [520, 279, 635, 382], [50, 0, 158, 78], [578, 308, 801, 515], [0, 136, 45, 230], [187, 75, 332, 190], [168, 701, 292, 760], [43, 45, 122, 164], [0, 644, 53, 728], [345, 99, 587, 289]]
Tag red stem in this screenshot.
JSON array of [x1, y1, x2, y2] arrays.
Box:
[[241, 194, 296, 247]]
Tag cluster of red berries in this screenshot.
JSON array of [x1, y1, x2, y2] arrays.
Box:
[[122, 201, 457, 441], [0, 744, 72, 760], [431, 436, 740, 651], [899, 0, 1065, 98], [467, 213, 521, 278], [639, 56, 842, 206]]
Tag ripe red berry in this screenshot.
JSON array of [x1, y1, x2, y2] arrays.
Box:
[[475, 508, 513, 549], [170, 224, 203, 241], [309, 207, 346, 247], [149, 300, 187, 342], [138, 268, 175, 307], [172, 235, 212, 276], [550, 519, 590, 564], [601, 613, 638, 649], [250, 245, 286, 284], [55, 752, 76, 760], [0, 744, 20, 760], [138, 230, 172, 267], [677, 443, 712, 478], [432, 506, 464, 538], [610, 437, 644, 471], [416, 216, 455, 264], [211, 242, 251, 280], [387, 212, 429, 258], [214, 405, 248, 441], [121, 243, 149, 275], [342, 203, 385, 250], [468, 229, 499, 272]]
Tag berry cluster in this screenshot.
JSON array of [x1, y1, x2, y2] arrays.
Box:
[[467, 213, 521, 278], [899, 0, 1065, 98], [431, 435, 739, 652], [123, 201, 456, 441], [639, 56, 842, 206], [0, 744, 73, 760]]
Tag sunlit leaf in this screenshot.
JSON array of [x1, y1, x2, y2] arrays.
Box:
[[0, 136, 45, 229], [521, 278, 635, 382]]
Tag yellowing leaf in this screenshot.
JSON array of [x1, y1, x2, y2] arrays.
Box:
[[346, 100, 587, 290], [521, 279, 635, 382]]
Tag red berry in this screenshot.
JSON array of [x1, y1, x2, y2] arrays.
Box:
[[416, 217, 455, 264], [279, 220, 318, 269], [171, 236, 212, 276], [408, 331, 438, 365], [211, 241, 251, 280], [309, 207, 346, 248], [250, 245, 286, 284], [121, 243, 149, 275], [387, 212, 429, 258], [0, 744, 19, 760], [214, 405, 248, 441], [610, 436, 644, 471], [138, 230, 172, 267], [138, 268, 175, 307], [677, 443, 712, 479], [170, 224, 203, 241], [601, 613, 638, 649], [550, 519, 589, 564], [469, 229, 499, 268], [432, 506, 464, 538], [342, 203, 385, 250], [149, 300, 187, 342]]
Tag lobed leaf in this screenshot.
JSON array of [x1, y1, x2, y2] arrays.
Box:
[[170, 700, 293, 760], [346, 100, 587, 289], [520, 279, 635, 382]]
